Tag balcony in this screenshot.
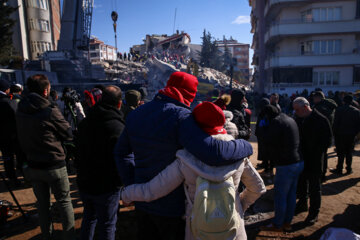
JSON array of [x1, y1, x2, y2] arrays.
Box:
[[265, 19, 360, 44], [265, 0, 307, 17], [265, 53, 360, 69]]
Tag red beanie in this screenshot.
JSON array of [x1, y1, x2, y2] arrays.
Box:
[[192, 102, 227, 135], [159, 72, 198, 106]]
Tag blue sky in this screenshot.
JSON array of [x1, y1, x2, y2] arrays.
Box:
[[61, 0, 253, 62], [91, 0, 252, 50]]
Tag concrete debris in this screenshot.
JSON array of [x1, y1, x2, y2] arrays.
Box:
[[100, 58, 245, 100]]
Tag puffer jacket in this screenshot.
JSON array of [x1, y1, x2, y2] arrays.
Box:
[[16, 93, 72, 170], [224, 110, 239, 139], [115, 93, 254, 217], [121, 134, 266, 240]]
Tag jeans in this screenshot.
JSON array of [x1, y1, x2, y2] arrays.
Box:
[[79, 190, 120, 240], [273, 161, 304, 227], [24, 166, 75, 240], [297, 171, 322, 216], [0, 143, 17, 180], [136, 209, 185, 240]]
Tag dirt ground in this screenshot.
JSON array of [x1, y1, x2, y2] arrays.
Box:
[[0, 140, 360, 240]]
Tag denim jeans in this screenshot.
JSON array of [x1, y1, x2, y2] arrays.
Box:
[[24, 166, 75, 240], [80, 190, 120, 240], [273, 161, 304, 227]]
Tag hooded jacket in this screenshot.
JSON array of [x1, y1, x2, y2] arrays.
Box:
[[76, 102, 125, 195], [227, 90, 251, 140], [16, 93, 72, 170], [314, 98, 337, 125], [223, 110, 239, 139], [115, 93, 254, 217], [121, 134, 266, 240]]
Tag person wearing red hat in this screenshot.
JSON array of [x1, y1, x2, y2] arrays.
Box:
[[114, 72, 253, 240], [119, 102, 266, 240]]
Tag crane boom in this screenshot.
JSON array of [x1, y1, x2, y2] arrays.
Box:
[[58, 0, 94, 52]]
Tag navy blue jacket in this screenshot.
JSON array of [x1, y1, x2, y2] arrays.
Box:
[[114, 94, 253, 217]]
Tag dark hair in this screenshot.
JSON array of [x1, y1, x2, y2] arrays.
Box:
[[101, 85, 122, 106], [26, 74, 50, 95], [271, 93, 279, 98], [343, 95, 353, 104], [50, 89, 58, 100], [313, 91, 325, 99], [10, 84, 22, 94]]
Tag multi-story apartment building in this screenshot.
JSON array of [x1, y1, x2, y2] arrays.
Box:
[[89, 38, 117, 62], [216, 38, 250, 81], [250, 0, 360, 94], [9, 0, 61, 60]]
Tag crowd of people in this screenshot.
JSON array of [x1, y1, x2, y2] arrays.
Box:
[[0, 71, 360, 240]]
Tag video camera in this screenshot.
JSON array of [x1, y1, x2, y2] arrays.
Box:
[[62, 89, 80, 106]]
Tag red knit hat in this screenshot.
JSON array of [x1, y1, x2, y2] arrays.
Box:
[[159, 72, 198, 106], [193, 101, 227, 135]]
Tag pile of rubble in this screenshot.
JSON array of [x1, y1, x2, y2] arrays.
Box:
[[98, 58, 244, 100]]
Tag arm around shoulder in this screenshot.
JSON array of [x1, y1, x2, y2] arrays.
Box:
[[178, 115, 253, 167], [239, 158, 266, 211], [121, 159, 184, 204]]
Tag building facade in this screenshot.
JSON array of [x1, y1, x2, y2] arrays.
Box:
[[89, 38, 117, 62], [216, 38, 250, 81], [10, 0, 61, 60], [250, 0, 360, 94]]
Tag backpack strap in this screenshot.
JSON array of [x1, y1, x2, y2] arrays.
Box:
[[184, 184, 193, 208]]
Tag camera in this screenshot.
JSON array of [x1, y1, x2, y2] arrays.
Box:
[[62, 89, 80, 106]]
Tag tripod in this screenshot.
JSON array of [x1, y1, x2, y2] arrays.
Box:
[[0, 164, 27, 222]]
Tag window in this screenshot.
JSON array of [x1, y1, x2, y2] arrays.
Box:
[[301, 9, 312, 23], [315, 7, 341, 22], [90, 52, 99, 57], [300, 41, 313, 55], [303, 40, 341, 55], [31, 41, 51, 53], [303, 7, 342, 22], [26, 0, 48, 10], [28, 19, 35, 30], [38, 19, 49, 32], [313, 71, 340, 86]]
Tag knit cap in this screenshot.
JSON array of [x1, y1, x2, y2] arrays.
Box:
[[192, 101, 227, 135]]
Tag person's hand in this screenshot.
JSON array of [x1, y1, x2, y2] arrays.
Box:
[[122, 201, 134, 207]]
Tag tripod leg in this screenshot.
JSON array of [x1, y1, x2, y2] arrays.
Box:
[[0, 171, 27, 222]]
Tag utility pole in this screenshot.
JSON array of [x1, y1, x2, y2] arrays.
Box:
[[230, 57, 237, 90]]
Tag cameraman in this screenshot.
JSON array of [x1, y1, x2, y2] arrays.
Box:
[[59, 87, 85, 132]]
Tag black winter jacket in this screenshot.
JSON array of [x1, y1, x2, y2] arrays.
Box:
[[0, 93, 17, 144], [262, 113, 301, 166], [314, 98, 337, 125], [75, 102, 125, 195], [227, 104, 251, 140], [333, 104, 360, 136], [296, 109, 332, 174], [16, 93, 72, 169]]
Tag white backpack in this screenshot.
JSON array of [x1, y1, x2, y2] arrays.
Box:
[[185, 176, 240, 240]]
